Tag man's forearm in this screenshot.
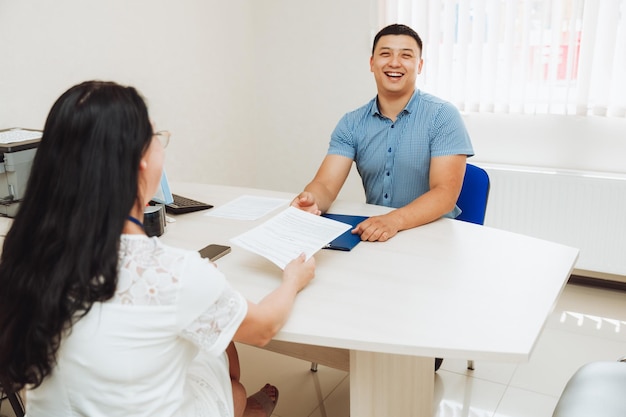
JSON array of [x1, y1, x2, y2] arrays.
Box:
[[392, 188, 458, 230], [303, 181, 336, 213]]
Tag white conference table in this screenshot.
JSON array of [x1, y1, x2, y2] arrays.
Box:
[[161, 182, 579, 417]]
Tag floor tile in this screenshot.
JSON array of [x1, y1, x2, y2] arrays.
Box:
[[553, 283, 626, 321], [0, 401, 17, 417], [434, 370, 506, 417], [440, 357, 518, 386], [510, 325, 626, 397], [546, 284, 626, 343], [307, 376, 350, 417], [235, 343, 348, 417], [493, 386, 559, 417]]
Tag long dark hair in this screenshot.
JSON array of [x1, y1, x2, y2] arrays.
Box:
[[0, 81, 153, 392]]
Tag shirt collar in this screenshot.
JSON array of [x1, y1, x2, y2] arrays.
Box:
[[371, 89, 420, 119]]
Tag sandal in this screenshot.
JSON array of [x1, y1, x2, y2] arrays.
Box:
[[248, 384, 279, 417]]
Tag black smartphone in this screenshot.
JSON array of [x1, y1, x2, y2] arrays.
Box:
[[198, 244, 232, 262]]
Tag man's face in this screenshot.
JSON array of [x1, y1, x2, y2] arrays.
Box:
[[370, 34, 423, 97]]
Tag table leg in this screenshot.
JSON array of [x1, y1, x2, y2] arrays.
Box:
[[350, 351, 434, 417]]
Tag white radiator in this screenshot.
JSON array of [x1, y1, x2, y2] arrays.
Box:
[[480, 164, 626, 278]]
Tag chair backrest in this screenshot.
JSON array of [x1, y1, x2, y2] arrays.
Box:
[[455, 164, 490, 225], [552, 360, 626, 417]]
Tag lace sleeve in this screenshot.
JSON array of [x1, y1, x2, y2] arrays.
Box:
[[180, 284, 247, 356]]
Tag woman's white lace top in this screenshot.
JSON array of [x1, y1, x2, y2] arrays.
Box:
[[26, 234, 248, 417]]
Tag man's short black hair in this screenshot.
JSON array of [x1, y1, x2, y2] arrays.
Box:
[[372, 24, 423, 55]]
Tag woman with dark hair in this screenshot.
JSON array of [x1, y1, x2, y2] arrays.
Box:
[[0, 80, 315, 417]]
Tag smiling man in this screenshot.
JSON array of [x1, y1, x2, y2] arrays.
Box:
[[292, 24, 474, 242]]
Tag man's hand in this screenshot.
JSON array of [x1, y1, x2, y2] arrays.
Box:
[[291, 192, 322, 215], [352, 213, 402, 242]]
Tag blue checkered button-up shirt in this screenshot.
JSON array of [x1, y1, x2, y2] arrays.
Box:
[[328, 90, 474, 218]]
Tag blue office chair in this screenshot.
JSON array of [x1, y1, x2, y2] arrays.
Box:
[[454, 163, 490, 371], [456, 163, 490, 226]]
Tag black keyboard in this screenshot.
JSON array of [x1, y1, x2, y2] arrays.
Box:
[[165, 194, 214, 215]]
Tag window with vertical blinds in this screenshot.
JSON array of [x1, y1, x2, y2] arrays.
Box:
[[380, 0, 626, 117]]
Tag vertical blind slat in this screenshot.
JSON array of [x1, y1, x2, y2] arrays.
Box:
[[379, 0, 626, 118]]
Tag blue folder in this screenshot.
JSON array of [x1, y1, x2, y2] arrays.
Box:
[[321, 213, 369, 251]]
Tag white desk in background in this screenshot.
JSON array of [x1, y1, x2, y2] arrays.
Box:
[[161, 182, 579, 417]]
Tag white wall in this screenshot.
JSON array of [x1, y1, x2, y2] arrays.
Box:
[[1, 0, 625, 201], [0, 0, 256, 186], [246, 0, 373, 201], [467, 113, 626, 175]]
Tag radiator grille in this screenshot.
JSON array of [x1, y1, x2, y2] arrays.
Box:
[[481, 164, 626, 276]]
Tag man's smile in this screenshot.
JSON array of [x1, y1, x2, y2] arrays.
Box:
[[385, 71, 404, 78]]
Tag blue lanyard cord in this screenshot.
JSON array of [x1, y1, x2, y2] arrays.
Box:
[[127, 215, 145, 230]]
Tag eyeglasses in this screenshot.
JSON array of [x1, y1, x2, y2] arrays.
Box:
[[154, 130, 171, 149]]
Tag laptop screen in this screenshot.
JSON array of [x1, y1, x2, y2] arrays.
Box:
[[151, 169, 175, 204]]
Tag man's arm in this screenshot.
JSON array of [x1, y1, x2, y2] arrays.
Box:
[[353, 154, 467, 241], [291, 154, 353, 215]]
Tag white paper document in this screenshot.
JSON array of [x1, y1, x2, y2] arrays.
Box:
[[204, 195, 289, 220], [230, 207, 352, 269]]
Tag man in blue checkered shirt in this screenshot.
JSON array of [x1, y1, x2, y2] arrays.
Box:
[[292, 24, 474, 242]]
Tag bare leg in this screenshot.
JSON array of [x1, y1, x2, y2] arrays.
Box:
[[227, 342, 279, 417], [227, 343, 247, 417]]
